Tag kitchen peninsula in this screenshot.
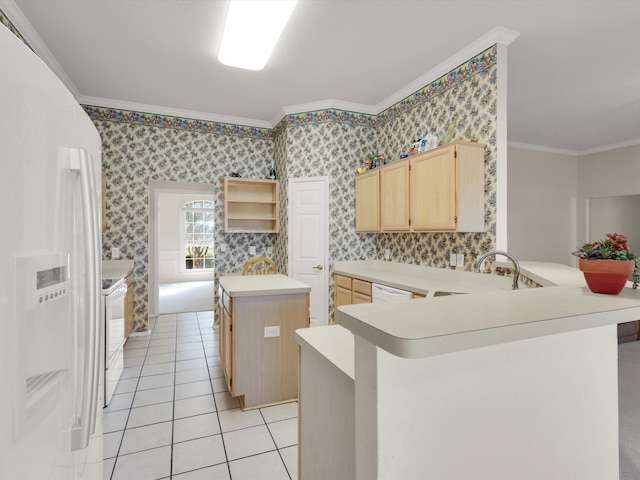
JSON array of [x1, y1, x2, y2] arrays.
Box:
[[218, 274, 310, 410], [296, 261, 640, 479]]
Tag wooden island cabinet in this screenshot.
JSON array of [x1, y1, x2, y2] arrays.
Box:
[[217, 274, 310, 410]]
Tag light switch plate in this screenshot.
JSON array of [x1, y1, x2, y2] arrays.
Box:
[[384, 248, 390, 260], [264, 326, 280, 338], [112, 247, 120, 259], [267, 246, 273, 256], [249, 245, 256, 255], [456, 253, 465, 267], [220, 243, 226, 252], [450, 253, 456, 266]]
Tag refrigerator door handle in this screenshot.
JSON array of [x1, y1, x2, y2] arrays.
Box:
[[69, 148, 101, 451]]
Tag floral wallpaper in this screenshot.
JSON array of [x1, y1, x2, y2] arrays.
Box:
[[85, 109, 275, 331], [275, 46, 498, 322], [374, 46, 498, 270], [88, 45, 497, 330], [2, 8, 499, 330], [273, 116, 378, 321]]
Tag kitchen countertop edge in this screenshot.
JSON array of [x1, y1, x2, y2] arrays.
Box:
[[219, 273, 311, 297]]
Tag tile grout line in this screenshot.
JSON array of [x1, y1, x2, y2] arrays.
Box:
[[259, 408, 294, 480], [169, 313, 178, 479], [201, 311, 234, 480], [107, 323, 153, 480]]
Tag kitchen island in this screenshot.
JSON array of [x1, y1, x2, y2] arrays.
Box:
[[218, 274, 310, 410], [296, 261, 640, 479]]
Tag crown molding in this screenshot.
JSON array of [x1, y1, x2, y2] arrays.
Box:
[[578, 137, 640, 156], [509, 137, 640, 157], [0, 0, 80, 98], [271, 99, 377, 127], [507, 141, 579, 157], [374, 26, 519, 113], [78, 95, 272, 130]]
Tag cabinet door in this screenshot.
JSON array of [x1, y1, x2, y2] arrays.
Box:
[[335, 274, 352, 308], [221, 304, 234, 395], [124, 272, 134, 338], [352, 292, 371, 304], [411, 147, 457, 231], [355, 170, 380, 232], [336, 286, 352, 307], [352, 278, 371, 296], [380, 160, 410, 231]]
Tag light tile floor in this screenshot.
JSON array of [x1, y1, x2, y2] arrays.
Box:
[[103, 311, 298, 480]]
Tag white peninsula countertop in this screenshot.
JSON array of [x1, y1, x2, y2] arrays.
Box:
[[335, 260, 640, 358], [298, 261, 638, 479], [219, 273, 311, 297], [333, 259, 518, 295]]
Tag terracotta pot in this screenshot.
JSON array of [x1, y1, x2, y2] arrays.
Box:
[[578, 258, 635, 295]]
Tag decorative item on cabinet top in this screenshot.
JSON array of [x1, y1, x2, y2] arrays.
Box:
[[354, 141, 486, 233], [223, 177, 279, 233]]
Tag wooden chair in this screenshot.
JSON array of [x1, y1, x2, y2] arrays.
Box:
[[242, 256, 277, 275]]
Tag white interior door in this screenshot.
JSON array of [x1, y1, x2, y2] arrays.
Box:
[[288, 177, 329, 327]]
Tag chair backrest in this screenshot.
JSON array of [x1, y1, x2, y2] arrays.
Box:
[[242, 257, 277, 275]]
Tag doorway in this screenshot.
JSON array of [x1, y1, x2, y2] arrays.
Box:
[[287, 176, 329, 327], [149, 180, 215, 318]]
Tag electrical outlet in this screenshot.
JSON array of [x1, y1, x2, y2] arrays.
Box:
[[450, 253, 456, 266], [456, 253, 465, 267], [220, 243, 226, 252], [112, 247, 120, 259], [267, 246, 273, 256], [249, 245, 256, 255], [384, 248, 390, 260], [264, 326, 280, 338]]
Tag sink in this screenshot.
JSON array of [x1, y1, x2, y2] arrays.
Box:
[[433, 291, 467, 297]]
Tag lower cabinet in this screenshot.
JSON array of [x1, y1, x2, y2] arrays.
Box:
[[218, 283, 309, 410], [352, 278, 372, 304], [334, 274, 371, 322], [124, 271, 134, 338], [334, 273, 426, 320], [335, 274, 372, 307], [335, 274, 353, 308]]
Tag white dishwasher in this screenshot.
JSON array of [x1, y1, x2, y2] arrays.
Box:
[[372, 283, 414, 302]]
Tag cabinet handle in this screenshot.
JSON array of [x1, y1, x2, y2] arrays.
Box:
[[312, 264, 323, 271]]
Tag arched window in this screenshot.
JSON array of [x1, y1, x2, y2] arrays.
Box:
[[180, 200, 215, 271]]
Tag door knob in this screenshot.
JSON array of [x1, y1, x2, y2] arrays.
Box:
[[312, 264, 323, 271]]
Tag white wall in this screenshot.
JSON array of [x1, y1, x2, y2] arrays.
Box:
[[578, 144, 640, 247], [507, 147, 578, 265], [158, 191, 215, 284], [589, 195, 640, 252]]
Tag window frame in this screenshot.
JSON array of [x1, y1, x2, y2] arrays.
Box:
[[179, 200, 215, 273]]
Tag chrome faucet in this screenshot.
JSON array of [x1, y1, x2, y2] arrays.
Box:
[[475, 250, 521, 290]]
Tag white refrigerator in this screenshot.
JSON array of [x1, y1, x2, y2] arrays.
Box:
[[0, 23, 103, 480]]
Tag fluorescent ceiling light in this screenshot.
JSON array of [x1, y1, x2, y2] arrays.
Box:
[[218, 0, 298, 71]]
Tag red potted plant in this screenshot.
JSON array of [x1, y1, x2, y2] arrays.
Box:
[[572, 233, 640, 294]]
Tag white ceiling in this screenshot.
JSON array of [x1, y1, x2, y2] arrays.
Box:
[[4, 0, 640, 154]]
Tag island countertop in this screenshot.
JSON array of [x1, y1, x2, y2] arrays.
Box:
[[219, 273, 311, 297]]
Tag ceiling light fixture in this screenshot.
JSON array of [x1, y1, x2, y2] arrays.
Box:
[[218, 0, 298, 71]]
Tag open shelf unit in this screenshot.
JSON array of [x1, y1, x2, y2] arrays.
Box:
[[223, 177, 279, 233]]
